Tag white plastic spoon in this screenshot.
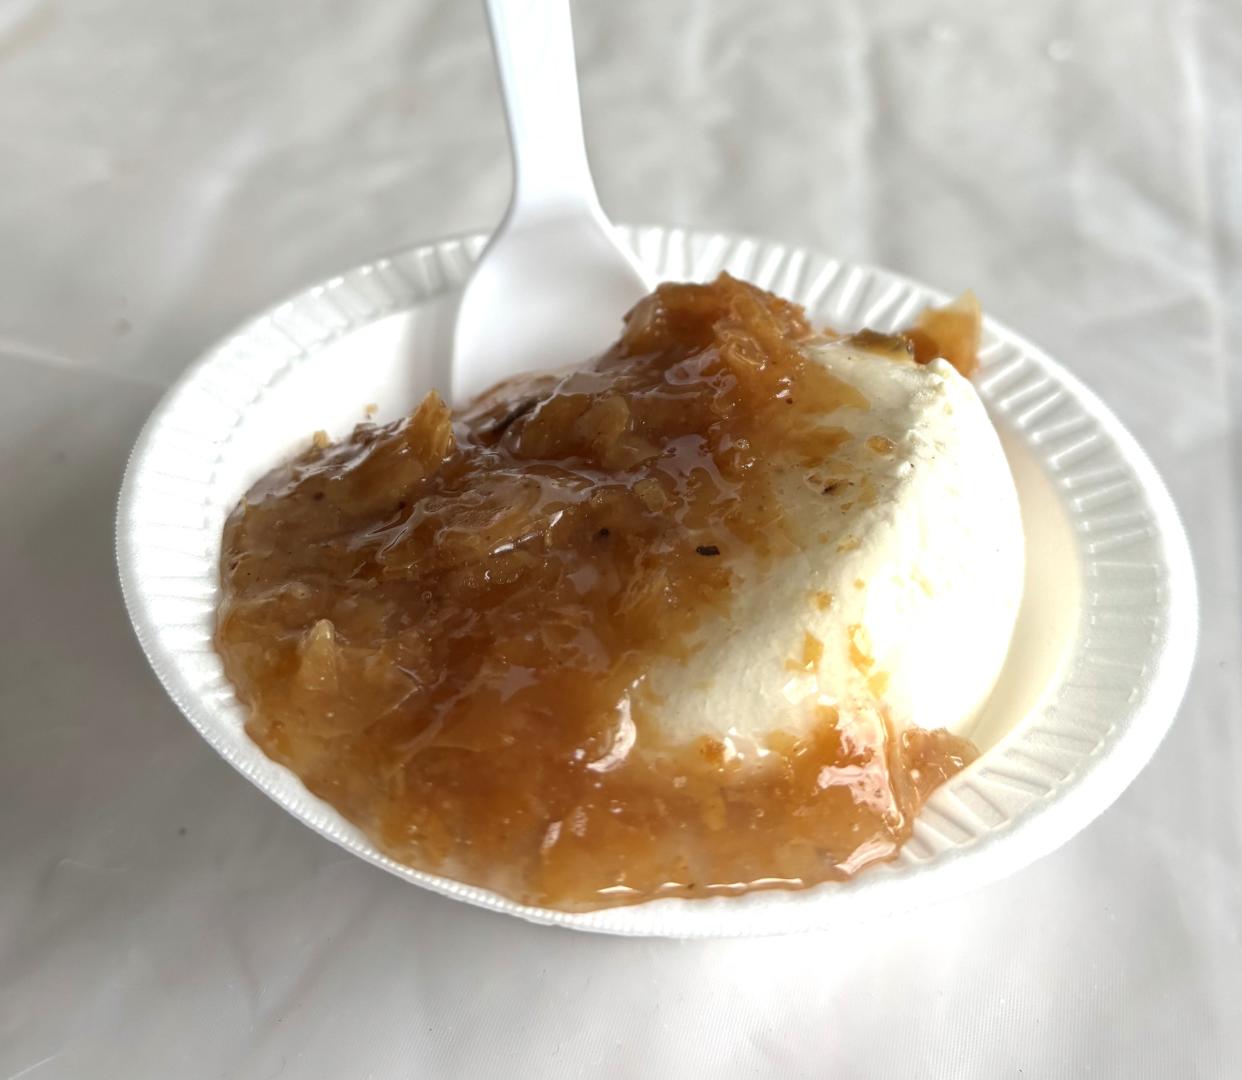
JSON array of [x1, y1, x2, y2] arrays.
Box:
[[452, 0, 654, 406]]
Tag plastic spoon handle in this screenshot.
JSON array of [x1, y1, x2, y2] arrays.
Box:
[[451, 0, 651, 404], [485, 0, 597, 213]]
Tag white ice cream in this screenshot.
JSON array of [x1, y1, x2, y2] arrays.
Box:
[[648, 339, 1024, 746]]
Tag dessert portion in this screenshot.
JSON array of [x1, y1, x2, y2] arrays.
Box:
[[215, 274, 1023, 910]]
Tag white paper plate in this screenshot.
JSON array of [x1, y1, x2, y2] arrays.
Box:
[[116, 227, 1197, 937]]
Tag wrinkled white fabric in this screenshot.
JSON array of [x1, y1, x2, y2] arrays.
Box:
[[1, 1, 1239, 1077]]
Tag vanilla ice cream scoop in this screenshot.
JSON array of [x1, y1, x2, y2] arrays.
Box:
[[647, 338, 1025, 747], [214, 270, 1026, 911]]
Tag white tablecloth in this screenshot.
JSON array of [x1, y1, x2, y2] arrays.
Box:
[[2, 1, 1240, 1076]]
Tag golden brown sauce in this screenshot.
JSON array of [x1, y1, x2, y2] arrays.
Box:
[[905, 291, 981, 377], [216, 274, 978, 910]]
